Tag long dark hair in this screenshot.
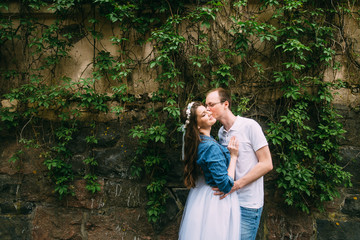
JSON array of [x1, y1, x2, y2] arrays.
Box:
[[181, 101, 202, 188]]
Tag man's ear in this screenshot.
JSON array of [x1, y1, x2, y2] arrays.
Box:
[[223, 100, 229, 109]]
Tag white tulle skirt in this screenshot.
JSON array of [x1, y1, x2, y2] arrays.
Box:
[[178, 176, 240, 240]]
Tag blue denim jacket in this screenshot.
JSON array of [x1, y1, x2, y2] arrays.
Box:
[[197, 135, 234, 194]]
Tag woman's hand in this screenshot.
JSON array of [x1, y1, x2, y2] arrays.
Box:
[[228, 136, 239, 158]]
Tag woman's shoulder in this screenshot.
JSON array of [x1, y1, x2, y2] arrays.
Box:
[[198, 135, 223, 153], [199, 135, 218, 146]]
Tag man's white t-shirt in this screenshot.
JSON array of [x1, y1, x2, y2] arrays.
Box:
[[218, 116, 268, 209]]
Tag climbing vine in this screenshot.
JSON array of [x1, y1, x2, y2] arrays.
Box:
[[0, 0, 358, 224], [264, 0, 354, 213]]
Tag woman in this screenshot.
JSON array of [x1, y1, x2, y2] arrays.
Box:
[[178, 101, 240, 240]]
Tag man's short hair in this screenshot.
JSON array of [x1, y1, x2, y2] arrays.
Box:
[[207, 88, 231, 109]]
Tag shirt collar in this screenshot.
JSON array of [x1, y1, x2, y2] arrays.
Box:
[[221, 116, 241, 133]]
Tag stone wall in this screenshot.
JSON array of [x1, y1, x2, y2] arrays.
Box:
[[0, 116, 178, 240], [1, 1, 360, 240], [1, 107, 359, 240]]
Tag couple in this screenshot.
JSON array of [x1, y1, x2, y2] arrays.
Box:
[[178, 88, 273, 240]]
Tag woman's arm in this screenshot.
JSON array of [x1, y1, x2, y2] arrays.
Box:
[[227, 136, 239, 179], [203, 137, 239, 194]]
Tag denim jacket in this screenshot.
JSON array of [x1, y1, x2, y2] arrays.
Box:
[[196, 135, 234, 194]]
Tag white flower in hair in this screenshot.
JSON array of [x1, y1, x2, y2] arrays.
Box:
[[182, 101, 195, 160], [184, 102, 195, 128]]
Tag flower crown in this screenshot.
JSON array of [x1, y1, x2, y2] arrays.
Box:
[[184, 102, 195, 128], [181, 101, 195, 160]]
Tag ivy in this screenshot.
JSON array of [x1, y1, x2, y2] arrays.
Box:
[[265, 1, 352, 213], [44, 123, 77, 198], [0, 0, 357, 225]]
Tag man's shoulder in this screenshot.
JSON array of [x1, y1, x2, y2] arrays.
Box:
[[234, 116, 259, 128]]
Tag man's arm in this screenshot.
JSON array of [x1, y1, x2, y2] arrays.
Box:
[[214, 145, 273, 198], [233, 145, 272, 189]]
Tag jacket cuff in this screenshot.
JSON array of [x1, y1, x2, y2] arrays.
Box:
[[222, 176, 234, 194]]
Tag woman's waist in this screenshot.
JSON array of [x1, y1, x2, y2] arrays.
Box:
[[201, 174, 217, 187]]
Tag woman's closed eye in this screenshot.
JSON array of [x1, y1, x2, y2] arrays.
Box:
[[201, 110, 210, 117]]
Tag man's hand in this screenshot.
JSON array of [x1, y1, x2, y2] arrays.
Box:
[[212, 186, 237, 200], [212, 187, 222, 195]]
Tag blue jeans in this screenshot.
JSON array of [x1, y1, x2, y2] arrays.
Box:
[[240, 206, 263, 240]]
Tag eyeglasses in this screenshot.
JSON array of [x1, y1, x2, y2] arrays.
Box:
[[205, 101, 223, 108]]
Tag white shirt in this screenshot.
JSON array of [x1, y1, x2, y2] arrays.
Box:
[[218, 116, 268, 208]]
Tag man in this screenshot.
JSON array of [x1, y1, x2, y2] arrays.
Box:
[[205, 88, 273, 240]]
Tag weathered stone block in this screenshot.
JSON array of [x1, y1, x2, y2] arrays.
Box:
[[19, 174, 56, 203], [94, 147, 132, 179], [32, 206, 84, 240], [0, 201, 34, 215], [155, 189, 181, 233], [67, 128, 90, 154], [341, 195, 360, 218], [1, 99, 18, 112], [94, 123, 122, 148], [165, 148, 184, 183], [71, 154, 87, 175], [317, 219, 360, 240], [262, 201, 314, 240], [65, 179, 105, 210], [0, 174, 18, 199], [0, 215, 30, 240], [104, 179, 147, 208], [86, 208, 154, 240], [171, 187, 189, 207], [68, 122, 124, 154], [336, 107, 360, 147], [0, 142, 24, 175], [0, 140, 48, 176], [340, 147, 360, 189]]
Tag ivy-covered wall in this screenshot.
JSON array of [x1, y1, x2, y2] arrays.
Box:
[[1, 0, 359, 239]]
